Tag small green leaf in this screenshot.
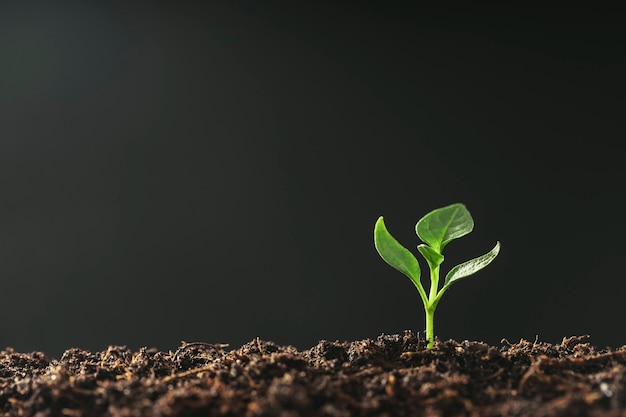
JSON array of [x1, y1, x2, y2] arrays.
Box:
[[374, 217, 421, 284], [443, 241, 501, 289], [417, 244, 444, 270], [416, 203, 474, 252]]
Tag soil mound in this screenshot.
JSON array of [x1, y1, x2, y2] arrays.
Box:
[[2, 332, 625, 416]]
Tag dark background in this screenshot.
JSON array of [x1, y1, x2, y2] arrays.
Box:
[[1, 3, 625, 359]]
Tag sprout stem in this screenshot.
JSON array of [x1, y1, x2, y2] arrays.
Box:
[[425, 306, 435, 349], [425, 265, 440, 348]]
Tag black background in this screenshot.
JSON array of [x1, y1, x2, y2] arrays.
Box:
[[1, 3, 625, 359]]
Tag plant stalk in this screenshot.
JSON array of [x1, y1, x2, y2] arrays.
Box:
[[425, 306, 435, 349], [425, 265, 440, 349]]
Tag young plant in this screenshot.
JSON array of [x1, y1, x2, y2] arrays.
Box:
[[374, 203, 500, 348]]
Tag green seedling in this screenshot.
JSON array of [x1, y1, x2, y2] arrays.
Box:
[[374, 203, 500, 349]]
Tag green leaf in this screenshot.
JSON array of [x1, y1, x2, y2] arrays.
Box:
[[374, 217, 421, 284], [417, 244, 444, 270], [416, 203, 474, 252], [443, 241, 501, 289]]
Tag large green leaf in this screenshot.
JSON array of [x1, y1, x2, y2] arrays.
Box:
[[442, 241, 500, 289], [416, 203, 474, 252], [374, 217, 421, 284]]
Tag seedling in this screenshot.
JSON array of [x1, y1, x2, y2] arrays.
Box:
[[374, 203, 500, 348]]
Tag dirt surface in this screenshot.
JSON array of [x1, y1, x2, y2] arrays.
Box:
[[2, 332, 626, 416]]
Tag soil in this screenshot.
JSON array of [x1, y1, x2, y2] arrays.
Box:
[[2, 332, 626, 417]]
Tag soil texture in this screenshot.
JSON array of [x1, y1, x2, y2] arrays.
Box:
[[2, 332, 626, 416]]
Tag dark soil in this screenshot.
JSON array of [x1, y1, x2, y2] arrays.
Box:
[[2, 332, 626, 417]]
